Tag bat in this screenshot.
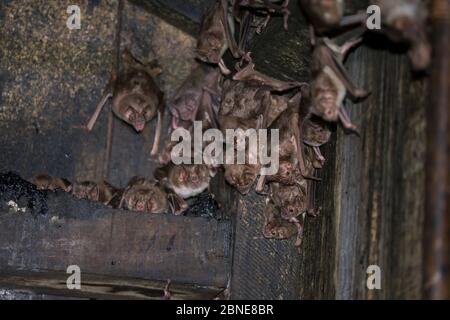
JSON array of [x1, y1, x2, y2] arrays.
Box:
[[31, 174, 72, 192], [154, 163, 215, 215], [168, 63, 221, 131], [234, 0, 291, 34], [310, 36, 370, 133], [72, 180, 121, 206], [119, 176, 168, 214], [233, 53, 306, 92], [197, 0, 241, 74], [299, 0, 367, 39], [86, 49, 165, 159], [302, 116, 332, 167], [372, 0, 431, 71], [263, 200, 300, 241]]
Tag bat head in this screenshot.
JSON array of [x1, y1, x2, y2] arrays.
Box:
[[311, 72, 340, 122], [169, 164, 212, 199], [224, 163, 258, 195], [303, 118, 332, 147], [72, 181, 99, 201], [271, 184, 307, 219], [123, 178, 168, 213], [197, 1, 226, 64]]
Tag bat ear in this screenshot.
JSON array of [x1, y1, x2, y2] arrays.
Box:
[[90, 185, 99, 200]]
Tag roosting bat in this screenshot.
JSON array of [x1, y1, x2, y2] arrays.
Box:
[[372, 0, 431, 71], [270, 182, 309, 219], [168, 64, 221, 131], [72, 180, 121, 206], [263, 200, 304, 247], [224, 162, 261, 195], [233, 53, 305, 92], [119, 176, 168, 214], [302, 116, 331, 168], [32, 174, 72, 192], [86, 49, 164, 158], [310, 36, 370, 133], [299, 0, 367, 38], [234, 0, 291, 34], [71, 181, 99, 202], [197, 0, 241, 74], [154, 163, 215, 215]]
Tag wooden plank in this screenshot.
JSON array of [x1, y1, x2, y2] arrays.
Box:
[[0, 270, 222, 300], [424, 0, 450, 299], [0, 192, 232, 288]]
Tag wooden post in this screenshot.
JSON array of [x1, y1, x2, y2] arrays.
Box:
[[424, 0, 450, 300]]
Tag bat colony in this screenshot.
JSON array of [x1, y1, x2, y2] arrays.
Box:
[[31, 0, 431, 250]]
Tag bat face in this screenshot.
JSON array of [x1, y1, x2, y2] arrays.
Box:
[[32, 174, 72, 192], [197, 1, 227, 64], [271, 183, 308, 219], [168, 164, 213, 199], [263, 203, 298, 240], [267, 160, 302, 185], [122, 177, 168, 214], [311, 70, 340, 122], [224, 163, 259, 195], [300, 0, 344, 28], [113, 70, 162, 132], [303, 118, 332, 147], [72, 181, 99, 201], [220, 81, 264, 119], [169, 65, 220, 129]]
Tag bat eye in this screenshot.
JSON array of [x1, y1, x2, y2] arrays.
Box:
[[125, 108, 135, 121]]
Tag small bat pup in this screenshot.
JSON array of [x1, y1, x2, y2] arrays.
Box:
[[154, 163, 216, 215], [310, 35, 370, 133], [197, 0, 241, 74], [372, 0, 431, 71], [31, 174, 72, 192], [86, 49, 164, 158], [119, 176, 168, 214], [72, 180, 122, 207]]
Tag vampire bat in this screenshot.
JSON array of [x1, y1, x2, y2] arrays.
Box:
[[168, 64, 221, 131], [119, 177, 168, 214], [233, 53, 306, 92], [311, 36, 370, 133], [154, 163, 216, 215], [72, 180, 121, 206], [302, 116, 332, 167], [269, 178, 320, 223], [224, 162, 261, 195], [372, 0, 431, 71], [86, 49, 165, 159], [299, 0, 367, 37], [197, 0, 241, 74], [263, 200, 303, 247], [31, 174, 72, 192], [234, 0, 291, 34], [71, 181, 99, 202]]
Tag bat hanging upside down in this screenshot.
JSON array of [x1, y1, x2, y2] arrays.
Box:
[[86, 49, 165, 158]]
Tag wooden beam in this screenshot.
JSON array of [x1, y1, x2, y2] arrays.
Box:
[[0, 192, 232, 289], [424, 0, 450, 300]]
